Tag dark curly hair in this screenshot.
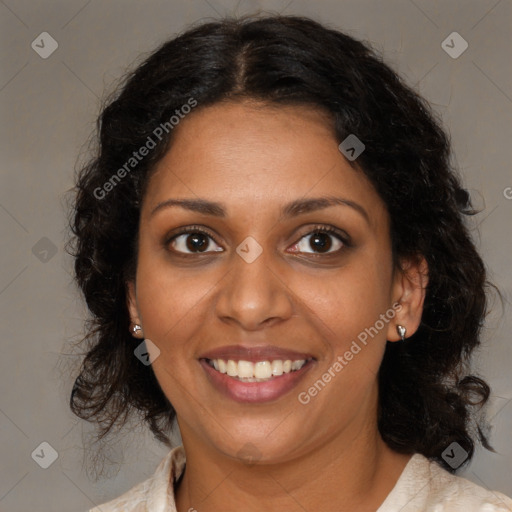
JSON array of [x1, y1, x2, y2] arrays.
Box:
[[66, 14, 495, 476]]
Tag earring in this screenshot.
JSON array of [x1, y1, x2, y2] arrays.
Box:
[[131, 324, 143, 337], [396, 325, 406, 342]]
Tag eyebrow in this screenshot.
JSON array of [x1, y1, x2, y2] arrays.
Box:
[[149, 196, 370, 224]]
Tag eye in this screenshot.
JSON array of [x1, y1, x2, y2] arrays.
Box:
[[289, 226, 348, 255], [167, 227, 223, 254]]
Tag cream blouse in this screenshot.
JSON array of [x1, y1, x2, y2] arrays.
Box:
[[88, 446, 512, 511]]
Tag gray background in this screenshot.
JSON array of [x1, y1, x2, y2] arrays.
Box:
[[1, 0, 511, 510]]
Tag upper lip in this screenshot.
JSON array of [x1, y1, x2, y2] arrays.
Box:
[[199, 345, 314, 363]]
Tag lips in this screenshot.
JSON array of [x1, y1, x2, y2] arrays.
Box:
[[198, 345, 316, 403], [200, 344, 314, 362]]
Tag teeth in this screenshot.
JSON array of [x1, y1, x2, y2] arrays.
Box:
[[238, 360, 254, 378], [271, 360, 283, 376], [218, 359, 227, 374], [227, 360, 238, 377], [207, 358, 307, 381], [254, 361, 272, 379]]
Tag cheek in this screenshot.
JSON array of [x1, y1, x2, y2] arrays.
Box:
[[298, 259, 392, 343], [134, 256, 210, 407], [134, 250, 213, 355]]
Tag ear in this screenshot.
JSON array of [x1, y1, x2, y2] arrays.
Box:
[[386, 255, 429, 342], [126, 280, 142, 326]]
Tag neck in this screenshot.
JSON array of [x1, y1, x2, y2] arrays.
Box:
[[174, 416, 411, 512]]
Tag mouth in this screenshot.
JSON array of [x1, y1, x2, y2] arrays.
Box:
[[198, 346, 316, 403]]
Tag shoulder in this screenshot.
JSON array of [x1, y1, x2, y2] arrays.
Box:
[[379, 453, 512, 512], [87, 445, 186, 512], [426, 458, 512, 511], [87, 477, 154, 512]]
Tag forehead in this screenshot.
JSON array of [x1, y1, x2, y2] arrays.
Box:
[[142, 101, 387, 227]]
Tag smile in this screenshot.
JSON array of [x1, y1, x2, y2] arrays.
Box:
[[199, 356, 315, 403]]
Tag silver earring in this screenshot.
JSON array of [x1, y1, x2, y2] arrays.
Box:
[[396, 325, 406, 342], [132, 324, 143, 336]]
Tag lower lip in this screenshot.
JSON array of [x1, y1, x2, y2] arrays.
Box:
[[199, 359, 314, 403]]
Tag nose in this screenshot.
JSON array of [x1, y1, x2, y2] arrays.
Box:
[[214, 247, 295, 331]]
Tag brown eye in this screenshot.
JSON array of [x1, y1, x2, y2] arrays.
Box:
[[309, 232, 333, 253], [290, 228, 347, 255], [168, 229, 223, 254], [185, 233, 209, 252]]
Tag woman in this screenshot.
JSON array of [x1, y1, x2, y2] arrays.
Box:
[[68, 14, 512, 512]]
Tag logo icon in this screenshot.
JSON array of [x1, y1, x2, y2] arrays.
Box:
[[31, 32, 59, 59], [237, 442, 262, 466], [338, 134, 365, 161], [236, 236, 263, 263], [441, 441, 469, 469], [441, 32, 468, 59], [31, 441, 59, 469], [134, 339, 161, 365], [32, 237, 58, 263]]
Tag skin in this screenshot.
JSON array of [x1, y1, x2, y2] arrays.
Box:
[[127, 100, 428, 512]]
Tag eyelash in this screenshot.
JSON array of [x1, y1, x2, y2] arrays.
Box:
[[164, 224, 351, 257]]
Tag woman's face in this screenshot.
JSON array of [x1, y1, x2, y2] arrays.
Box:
[[128, 100, 416, 463]]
